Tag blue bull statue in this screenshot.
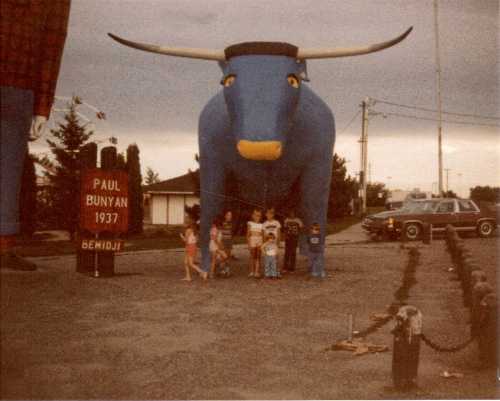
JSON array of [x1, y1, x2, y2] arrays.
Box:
[[109, 28, 412, 272]]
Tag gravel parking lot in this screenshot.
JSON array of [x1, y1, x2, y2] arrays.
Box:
[[1, 227, 497, 399]]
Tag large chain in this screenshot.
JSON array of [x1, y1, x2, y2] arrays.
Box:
[[421, 332, 475, 353]]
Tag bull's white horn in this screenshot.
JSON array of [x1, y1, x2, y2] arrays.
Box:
[[108, 33, 225, 61], [297, 27, 413, 60]]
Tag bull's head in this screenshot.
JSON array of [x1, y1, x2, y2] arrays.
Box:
[[108, 27, 412, 161]]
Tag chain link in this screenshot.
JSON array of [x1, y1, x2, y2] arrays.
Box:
[[421, 332, 475, 353]]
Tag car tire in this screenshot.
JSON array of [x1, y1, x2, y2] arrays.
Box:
[[403, 223, 421, 241], [477, 220, 495, 238]]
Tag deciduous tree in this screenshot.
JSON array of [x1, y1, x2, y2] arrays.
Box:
[[328, 154, 358, 219], [366, 182, 388, 207], [144, 167, 161, 185]]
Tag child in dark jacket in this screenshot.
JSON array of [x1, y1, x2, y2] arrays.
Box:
[[283, 210, 303, 272], [308, 223, 325, 278]]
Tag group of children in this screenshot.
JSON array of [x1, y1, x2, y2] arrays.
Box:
[[180, 207, 325, 281]]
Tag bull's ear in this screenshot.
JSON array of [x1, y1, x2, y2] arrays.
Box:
[[218, 60, 228, 72], [296, 59, 310, 82]]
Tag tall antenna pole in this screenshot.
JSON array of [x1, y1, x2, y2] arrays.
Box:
[[433, 0, 444, 196]]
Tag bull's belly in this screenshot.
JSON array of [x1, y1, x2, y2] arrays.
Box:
[[229, 157, 302, 206]]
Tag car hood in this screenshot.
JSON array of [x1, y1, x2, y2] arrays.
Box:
[[367, 210, 406, 220]]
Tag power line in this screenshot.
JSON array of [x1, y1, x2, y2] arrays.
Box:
[[371, 98, 500, 121], [378, 111, 500, 128], [338, 109, 361, 135]]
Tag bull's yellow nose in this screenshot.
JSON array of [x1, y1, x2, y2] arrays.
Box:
[[237, 140, 282, 161]]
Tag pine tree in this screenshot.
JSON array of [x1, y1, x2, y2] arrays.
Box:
[[126, 144, 143, 234], [19, 153, 37, 236], [144, 167, 160, 185], [116, 152, 127, 170], [46, 97, 93, 238]]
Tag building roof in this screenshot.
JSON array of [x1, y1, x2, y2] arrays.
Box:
[[143, 171, 199, 194]]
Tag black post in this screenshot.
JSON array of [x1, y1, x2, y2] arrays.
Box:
[[471, 282, 492, 338], [392, 306, 422, 390], [477, 293, 497, 367], [97, 146, 117, 277], [77, 142, 97, 274]]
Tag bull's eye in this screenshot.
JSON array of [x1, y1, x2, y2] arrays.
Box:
[[287, 74, 300, 88], [222, 74, 236, 87]]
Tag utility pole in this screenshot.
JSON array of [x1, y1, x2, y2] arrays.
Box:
[[360, 97, 370, 216], [434, 0, 444, 196]]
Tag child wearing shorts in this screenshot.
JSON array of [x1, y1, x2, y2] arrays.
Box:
[[180, 223, 207, 281], [262, 233, 279, 278], [247, 209, 263, 278], [209, 219, 228, 278]]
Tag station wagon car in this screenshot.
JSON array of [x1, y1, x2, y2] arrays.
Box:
[[362, 198, 497, 240]]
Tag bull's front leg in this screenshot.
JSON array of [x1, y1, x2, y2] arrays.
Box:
[[298, 157, 333, 276], [199, 151, 225, 273]]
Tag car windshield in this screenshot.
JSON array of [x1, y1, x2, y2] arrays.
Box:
[[403, 200, 439, 213]]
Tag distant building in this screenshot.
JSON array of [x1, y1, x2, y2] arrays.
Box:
[[143, 172, 199, 225]]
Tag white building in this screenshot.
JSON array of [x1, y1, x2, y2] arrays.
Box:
[[143, 172, 199, 225]]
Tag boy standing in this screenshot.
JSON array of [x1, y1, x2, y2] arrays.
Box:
[[262, 207, 282, 275], [283, 210, 303, 273], [308, 223, 325, 278], [262, 208, 281, 243], [261, 233, 279, 278], [221, 210, 233, 260]]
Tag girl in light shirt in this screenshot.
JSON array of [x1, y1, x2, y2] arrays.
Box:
[[246, 209, 264, 278]]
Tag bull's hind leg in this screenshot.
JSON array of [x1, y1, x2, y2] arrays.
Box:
[[299, 159, 332, 276]]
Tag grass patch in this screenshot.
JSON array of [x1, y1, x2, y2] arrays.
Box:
[[15, 215, 362, 257], [326, 215, 361, 235]]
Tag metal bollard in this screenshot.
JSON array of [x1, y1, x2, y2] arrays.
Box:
[[445, 225, 455, 248], [477, 293, 497, 367], [460, 258, 475, 306], [463, 266, 484, 307], [454, 242, 466, 280], [392, 306, 422, 389], [471, 282, 493, 338]]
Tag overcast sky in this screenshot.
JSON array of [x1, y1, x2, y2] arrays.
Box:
[[32, 0, 499, 196]]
